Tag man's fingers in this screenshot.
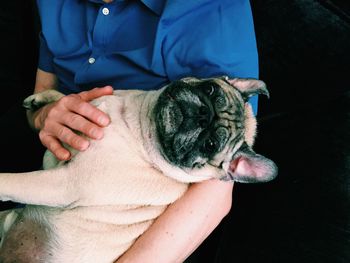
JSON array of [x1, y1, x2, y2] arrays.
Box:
[[78, 86, 114, 102], [41, 122, 90, 152], [40, 134, 71, 161], [54, 125, 90, 151], [68, 99, 110, 127], [61, 112, 104, 140], [36, 86, 113, 158], [56, 94, 110, 127]]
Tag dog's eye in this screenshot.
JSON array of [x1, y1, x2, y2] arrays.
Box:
[[214, 96, 227, 108], [202, 138, 217, 154], [192, 162, 204, 169], [202, 84, 215, 96]]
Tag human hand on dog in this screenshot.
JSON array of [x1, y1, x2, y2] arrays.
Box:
[[31, 86, 113, 161]]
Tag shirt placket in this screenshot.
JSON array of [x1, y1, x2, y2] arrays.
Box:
[[88, 3, 113, 66]]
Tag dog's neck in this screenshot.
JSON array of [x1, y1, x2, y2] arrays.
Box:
[[116, 88, 213, 183], [116, 89, 162, 164], [141, 90, 213, 183]]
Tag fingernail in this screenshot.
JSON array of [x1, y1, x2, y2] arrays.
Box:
[[59, 151, 70, 161], [80, 140, 90, 151], [92, 128, 103, 139], [98, 116, 110, 126]]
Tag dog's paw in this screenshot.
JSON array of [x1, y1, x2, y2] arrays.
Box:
[[23, 90, 65, 111], [23, 94, 45, 111]]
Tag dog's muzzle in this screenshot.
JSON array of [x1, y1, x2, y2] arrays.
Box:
[[153, 80, 240, 167]]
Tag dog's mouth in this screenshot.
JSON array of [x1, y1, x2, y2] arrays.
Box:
[[156, 83, 215, 139], [153, 80, 243, 167]]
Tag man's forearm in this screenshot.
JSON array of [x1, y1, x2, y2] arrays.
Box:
[[26, 69, 59, 130], [116, 179, 233, 263], [26, 107, 45, 131]]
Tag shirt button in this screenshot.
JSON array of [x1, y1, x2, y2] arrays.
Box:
[[88, 57, 96, 64], [102, 7, 110, 15]]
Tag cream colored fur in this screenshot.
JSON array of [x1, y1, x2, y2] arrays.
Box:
[[0, 89, 191, 262], [0, 81, 258, 262]]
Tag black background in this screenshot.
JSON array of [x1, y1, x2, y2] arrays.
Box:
[[0, 0, 350, 262]]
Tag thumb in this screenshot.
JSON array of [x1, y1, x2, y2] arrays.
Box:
[[79, 86, 114, 101]]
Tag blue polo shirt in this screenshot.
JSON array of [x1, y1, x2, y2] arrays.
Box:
[[37, 0, 259, 113]]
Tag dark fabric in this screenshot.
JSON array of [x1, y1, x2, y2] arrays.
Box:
[[0, 1, 40, 114], [0, 1, 44, 210], [0, 0, 44, 172], [217, 95, 350, 263]]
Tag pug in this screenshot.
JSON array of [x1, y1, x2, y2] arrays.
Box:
[[0, 77, 277, 263]]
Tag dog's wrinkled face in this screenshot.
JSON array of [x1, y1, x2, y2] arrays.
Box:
[[154, 76, 277, 183]]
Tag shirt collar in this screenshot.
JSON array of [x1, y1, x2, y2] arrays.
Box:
[[88, 0, 165, 16], [140, 0, 165, 15]]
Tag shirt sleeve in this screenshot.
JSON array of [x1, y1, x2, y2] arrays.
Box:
[[38, 32, 55, 73], [162, 0, 259, 114]]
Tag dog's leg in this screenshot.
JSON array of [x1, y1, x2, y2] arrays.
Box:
[[23, 90, 64, 111], [0, 168, 78, 208], [0, 209, 21, 248], [6, 90, 80, 207]]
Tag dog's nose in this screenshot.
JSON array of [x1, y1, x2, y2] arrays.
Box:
[[198, 105, 212, 128], [199, 105, 209, 116]]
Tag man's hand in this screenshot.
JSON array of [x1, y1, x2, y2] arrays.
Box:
[[31, 86, 114, 160]]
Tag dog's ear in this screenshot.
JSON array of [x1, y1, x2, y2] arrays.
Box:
[[226, 78, 269, 101], [221, 143, 277, 183]]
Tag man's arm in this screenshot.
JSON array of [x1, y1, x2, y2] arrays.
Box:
[[26, 69, 58, 130], [117, 179, 233, 263]]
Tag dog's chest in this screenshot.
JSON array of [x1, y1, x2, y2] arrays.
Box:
[[46, 204, 167, 262], [65, 108, 189, 207]]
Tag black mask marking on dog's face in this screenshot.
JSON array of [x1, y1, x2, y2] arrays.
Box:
[[154, 78, 245, 168]]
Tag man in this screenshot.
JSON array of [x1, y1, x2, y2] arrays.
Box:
[[26, 0, 259, 261]]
